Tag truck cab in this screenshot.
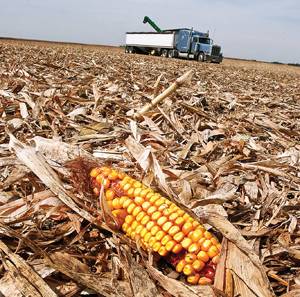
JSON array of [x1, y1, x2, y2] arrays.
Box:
[[174, 29, 222, 63]]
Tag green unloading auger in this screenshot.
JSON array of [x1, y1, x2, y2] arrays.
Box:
[[143, 16, 162, 32]]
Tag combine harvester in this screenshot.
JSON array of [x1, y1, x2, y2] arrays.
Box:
[[125, 16, 223, 63]]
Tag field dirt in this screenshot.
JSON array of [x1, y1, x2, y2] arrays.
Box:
[[0, 39, 300, 297]]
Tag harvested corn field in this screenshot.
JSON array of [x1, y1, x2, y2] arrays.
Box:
[[0, 39, 300, 297]]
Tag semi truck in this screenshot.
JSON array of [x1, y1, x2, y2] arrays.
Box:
[[125, 16, 223, 63]]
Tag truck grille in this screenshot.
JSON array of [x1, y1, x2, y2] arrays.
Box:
[[211, 45, 220, 56]]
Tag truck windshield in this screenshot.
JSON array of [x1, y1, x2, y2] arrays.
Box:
[[199, 38, 211, 44]]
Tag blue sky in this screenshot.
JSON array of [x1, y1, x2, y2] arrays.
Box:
[[0, 0, 299, 63]]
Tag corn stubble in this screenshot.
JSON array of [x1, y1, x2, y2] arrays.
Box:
[[90, 166, 221, 285]]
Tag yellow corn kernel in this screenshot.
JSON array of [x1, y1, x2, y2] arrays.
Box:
[[165, 240, 176, 251], [155, 230, 166, 241], [132, 206, 142, 217], [153, 242, 162, 252], [182, 222, 193, 235], [130, 231, 136, 239], [134, 188, 142, 197], [212, 255, 220, 264], [135, 225, 143, 235], [162, 208, 172, 217], [148, 237, 157, 247], [198, 277, 212, 285], [192, 259, 205, 272], [146, 192, 154, 199], [105, 189, 115, 200], [123, 183, 131, 192], [150, 225, 161, 236], [127, 203, 136, 214], [126, 227, 132, 237], [169, 203, 177, 210], [207, 245, 219, 258], [188, 243, 201, 254], [157, 216, 168, 226], [174, 217, 185, 227], [118, 196, 127, 206], [90, 168, 101, 177], [190, 229, 204, 242], [174, 231, 185, 242], [112, 198, 122, 209], [101, 167, 111, 176], [187, 273, 200, 285], [154, 198, 165, 207], [133, 181, 143, 188], [142, 201, 151, 211], [192, 221, 200, 228], [125, 215, 134, 225], [147, 206, 157, 215], [197, 251, 209, 263], [131, 220, 138, 230], [204, 231, 213, 239], [172, 243, 183, 254], [183, 213, 191, 221], [146, 221, 155, 231], [185, 253, 197, 264], [122, 222, 129, 232], [144, 232, 152, 242], [140, 227, 148, 238], [141, 215, 150, 226], [123, 198, 132, 208], [162, 221, 172, 232], [211, 237, 219, 245], [93, 187, 100, 196], [151, 211, 162, 221], [149, 193, 160, 203], [118, 172, 125, 179], [183, 264, 194, 276], [158, 246, 168, 256], [181, 237, 193, 249], [201, 239, 212, 252], [161, 234, 172, 246], [134, 196, 144, 206], [158, 203, 168, 212], [108, 170, 119, 181], [169, 212, 179, 221], [176, 259, 186, 273], [140, 188, 150, 198], [136, 211, 146, 222], [127, 188, 135, 198], [176, 209, 185, 216], [168, 226, 180, 236], [198, 237, 206, 246]]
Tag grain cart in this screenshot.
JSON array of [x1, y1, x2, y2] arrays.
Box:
[[125, 16, 223, 63]]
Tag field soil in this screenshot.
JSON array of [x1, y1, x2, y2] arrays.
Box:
[[0, 39, 300, 297]]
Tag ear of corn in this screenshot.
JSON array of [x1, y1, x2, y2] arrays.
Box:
[[90, 166, 221, 285]]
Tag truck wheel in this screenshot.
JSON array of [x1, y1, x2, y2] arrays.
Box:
[[198, 52, 204, 62], [161, 49, 168, 57], [128, 47, 134, 54], [168, 50, 174, 58]]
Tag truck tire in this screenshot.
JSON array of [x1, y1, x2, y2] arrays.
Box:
[[168, 50, 174, 58], [161, 49, 168, 57], [128, 47, 134, 54], [198, 52, 204, 62]]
